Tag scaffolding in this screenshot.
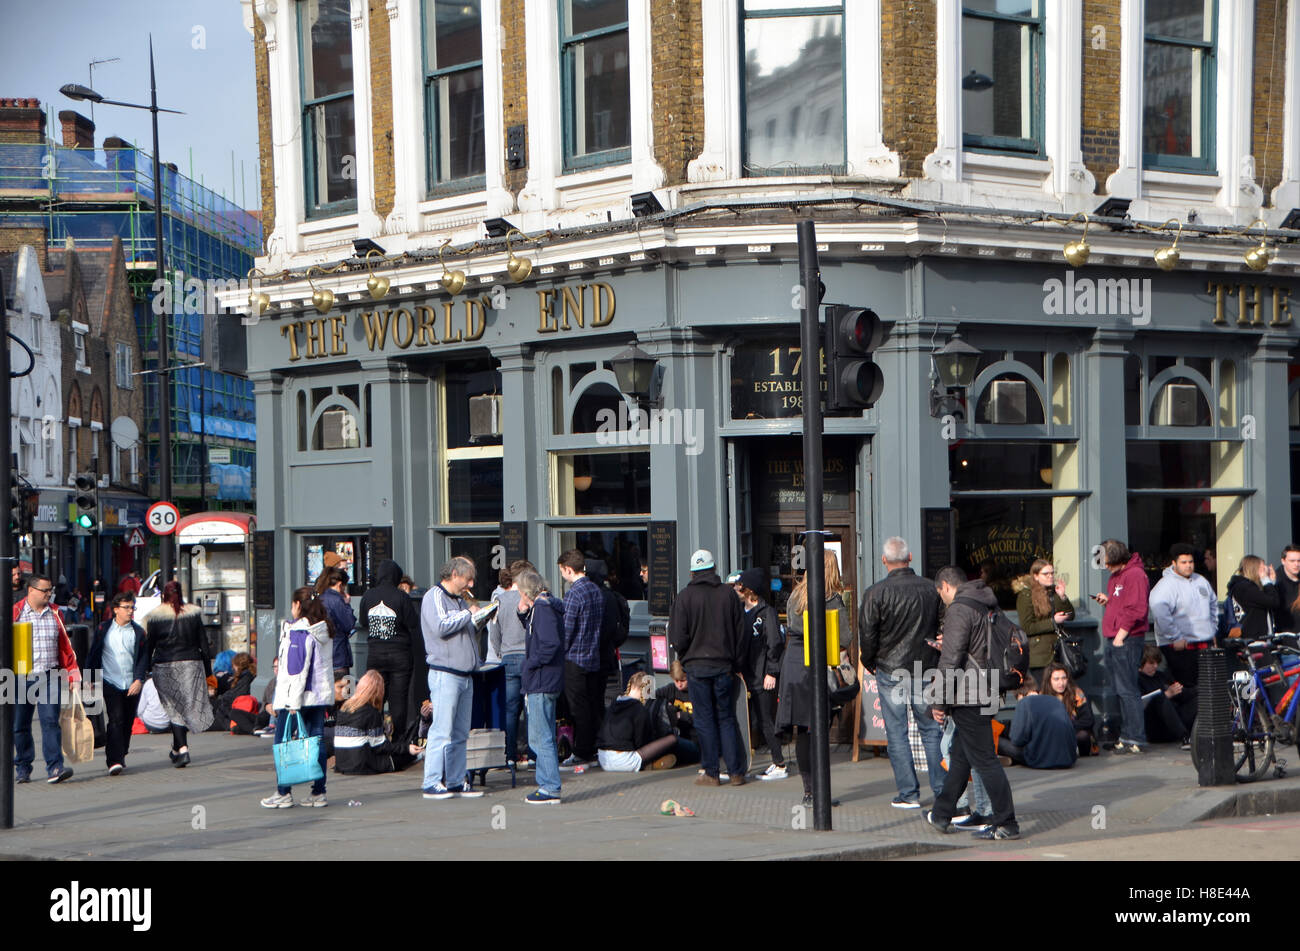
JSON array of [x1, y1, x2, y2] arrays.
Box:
[[0, 142, 262, 505]]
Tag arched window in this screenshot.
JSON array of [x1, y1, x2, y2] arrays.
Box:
[[974, 372, 1046, 425], [295, 383, 369, 451], [571, 382, 625, 434]]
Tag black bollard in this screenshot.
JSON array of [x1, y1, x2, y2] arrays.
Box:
[[1194, 648, 1235, 785]]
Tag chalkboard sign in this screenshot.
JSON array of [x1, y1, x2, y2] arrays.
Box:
[[922, 508, 955, 580], [648, 521, 677, 617], [857, 671, 887, 746], [368, 525, 393, 584], [499, 522, 528, 565], [252, 531, 275, 608]]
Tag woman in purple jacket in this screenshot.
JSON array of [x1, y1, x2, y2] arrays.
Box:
[[516, 569, 565, 805]]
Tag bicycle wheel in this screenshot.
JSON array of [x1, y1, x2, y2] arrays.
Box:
[[1231, 690, 1275, 783]]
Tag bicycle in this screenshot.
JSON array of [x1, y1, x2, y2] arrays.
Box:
[[1190, 634, 1300, 782]]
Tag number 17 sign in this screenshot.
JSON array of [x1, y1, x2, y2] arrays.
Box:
[[147, 501, 180, 535]]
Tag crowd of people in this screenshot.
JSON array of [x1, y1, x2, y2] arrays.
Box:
[[13, 532, 1291, 838]]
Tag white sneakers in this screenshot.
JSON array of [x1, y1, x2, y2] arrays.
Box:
[[758, 763, 788, 781]]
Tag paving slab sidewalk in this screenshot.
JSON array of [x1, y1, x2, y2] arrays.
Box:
[[2, 733, 1296, 861]]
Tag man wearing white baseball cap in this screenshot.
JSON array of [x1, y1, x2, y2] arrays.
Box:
[[668, 549, 747, 786]]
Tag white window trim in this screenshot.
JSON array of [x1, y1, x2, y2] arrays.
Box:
[[1108, 0, 1260, 220], [691, 0, 897, 184], [925, 1, 1093, 203], [255, 0, 377, 263], [1268, 0, 1300, 212], [389, 0, 513, 240], [519, 0, 661, 215]]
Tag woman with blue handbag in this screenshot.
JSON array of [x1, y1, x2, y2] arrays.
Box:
[[262, 588, 335, 808]]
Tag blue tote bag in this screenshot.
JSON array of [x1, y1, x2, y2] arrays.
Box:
[[273, 711, 324, 787]]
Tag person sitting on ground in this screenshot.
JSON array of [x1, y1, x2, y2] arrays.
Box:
[[211, 652, 257, 730], [1138, 645, 1197, 749], [1039, 663, 1096, 757], [1002, 681, 1078, 769], [334, 670, 422, 774], [254, 656, 279, 736], [596, 673, 680, 772], [647, 661, 701, 767]]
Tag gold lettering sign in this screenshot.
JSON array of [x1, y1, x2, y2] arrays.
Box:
[[281, 282, 617, 361], [1208, 281, 1292, 327], [537, 283, 615, 335]]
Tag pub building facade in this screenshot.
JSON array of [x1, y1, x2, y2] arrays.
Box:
[[237, 0, 1300, 687], [240, 230, 1300, 685]]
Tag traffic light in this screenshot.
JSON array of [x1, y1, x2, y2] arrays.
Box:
[[8, 486, 22, 534], [74, 472, 98, 531], [824, 305, 885, 410]]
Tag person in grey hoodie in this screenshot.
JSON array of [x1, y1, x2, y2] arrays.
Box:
[[1148, 543, 1219, 688], [419, 556, 485, 800], [489, 559, 535, 765]]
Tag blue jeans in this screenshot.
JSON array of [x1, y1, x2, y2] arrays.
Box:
[[13, 671, 63, 776], [424, 670, 473, 790], [275, 706, 327, 796], [503, 653, 526, 761], [687, 671, 743, 778], [1106, 636, 1148, 745], [526, 691, 561, 797], [942, 717, 991, 815], [876, 670, 946, 801]]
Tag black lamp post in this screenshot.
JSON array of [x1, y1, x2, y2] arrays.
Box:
[[929, 332, 981, 418], [63, 37, 184, 585]]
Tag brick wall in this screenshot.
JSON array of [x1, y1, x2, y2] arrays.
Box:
[[880, 0, 937, 179], [651, 0, 703, 186], [1253, 0, 1290, 197], [369, 0, 395, 218], [0, 227, 49, 271], [501, 0, 528, 195], [254, 16, 275, 239], [0, 98, 45, 145], [1081, 0, 1121, 193]]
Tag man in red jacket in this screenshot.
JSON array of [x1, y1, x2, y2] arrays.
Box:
[[12, 573, 81, 784], [1093, 540, 1150, 754]]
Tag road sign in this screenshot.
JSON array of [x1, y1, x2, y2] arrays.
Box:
[[146, 501, 180, 535], [125, 527, 147, 548]]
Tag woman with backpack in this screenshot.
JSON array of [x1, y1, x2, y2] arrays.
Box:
[[142, 581, 213, 767], [777, 551, 850, 806], [261, 589, 335, 808]]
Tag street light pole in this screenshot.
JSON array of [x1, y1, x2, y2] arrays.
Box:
[[148, 38, 174, 586], [62, 38, 183, 587]]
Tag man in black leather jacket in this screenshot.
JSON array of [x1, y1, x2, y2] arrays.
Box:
[[859, 537, 946, 808]]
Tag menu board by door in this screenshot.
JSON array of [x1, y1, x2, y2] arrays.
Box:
[[499, 522, 528, 565], [855, 672, 887, 749], [252, 531, 275, 609], [368, 525, 393, 584], [922, 508, 955, 580], [647, 521, 677, 617]]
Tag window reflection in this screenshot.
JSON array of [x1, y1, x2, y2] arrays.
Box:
[[743, 12, 843, 173]]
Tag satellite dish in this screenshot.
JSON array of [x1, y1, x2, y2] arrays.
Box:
[[110, 415, 139, 450]]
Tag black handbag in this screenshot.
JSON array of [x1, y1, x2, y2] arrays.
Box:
[[1053, 628, 1088, 679], [827, 657, 860, 706]]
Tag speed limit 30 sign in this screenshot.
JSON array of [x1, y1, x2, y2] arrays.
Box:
[[147, 501, 181, 535]]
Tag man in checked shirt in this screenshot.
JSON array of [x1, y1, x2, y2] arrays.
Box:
[[557, 549, 607, 770], [12, 573, 81, 784]]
